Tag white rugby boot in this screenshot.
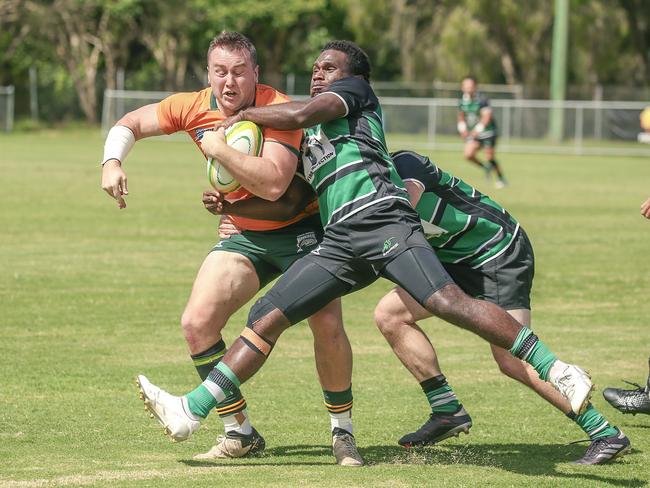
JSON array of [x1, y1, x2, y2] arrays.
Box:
[[548, 361, 594, 415], [136, 374, 201, 442]]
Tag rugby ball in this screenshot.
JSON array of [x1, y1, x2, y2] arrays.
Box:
[[207, 121, 263, 193]]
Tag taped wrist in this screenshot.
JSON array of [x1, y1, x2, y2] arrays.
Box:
[[457, 121, 467, 133], [474, 122, 485, 133], [102, 125, 135, 166]]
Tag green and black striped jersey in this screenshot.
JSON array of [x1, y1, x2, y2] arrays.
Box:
[[458, 93, 496, 139], [301, 77, 409, 227], [392, 150, 518, 268]]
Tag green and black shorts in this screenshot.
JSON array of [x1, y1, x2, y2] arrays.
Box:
[[441, 227, 535, 310], [211, 214, 323, 288]]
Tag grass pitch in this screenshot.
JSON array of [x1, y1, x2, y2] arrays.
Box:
[[1, 129, 649, 487]]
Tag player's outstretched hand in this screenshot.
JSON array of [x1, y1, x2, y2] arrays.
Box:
[[641, 196, 650, 219], [200, 128, 227, 158], [203, 190, 226, 215], [101, 159, 128, 209]]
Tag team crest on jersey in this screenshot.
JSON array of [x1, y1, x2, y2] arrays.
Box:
[[194, 127, 212, 142], [296, 231, 318, 252], [302, 129, 336, 183]]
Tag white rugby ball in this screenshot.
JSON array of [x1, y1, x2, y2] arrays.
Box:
[[206, 121, 263, 193]]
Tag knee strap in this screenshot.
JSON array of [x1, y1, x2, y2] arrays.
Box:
[[240, 327, 274, 356]]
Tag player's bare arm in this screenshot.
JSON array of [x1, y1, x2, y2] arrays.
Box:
[[641, 196, 650, 218], [203, 175, 314, 221], [200, 127, 299, 201], [456, 111, 468, 138], [219, 92, 347, 132], [101, 103, 164, 209], [402, 180, 425, 208]]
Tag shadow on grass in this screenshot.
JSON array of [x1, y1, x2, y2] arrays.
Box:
[[180, 445, 333, 467], [360, 442, 643, 486], [181, 442, 644, 486]]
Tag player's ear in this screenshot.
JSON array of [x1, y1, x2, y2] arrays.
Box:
[[206, 66, 211, 85], [254, 65, 259, 83]]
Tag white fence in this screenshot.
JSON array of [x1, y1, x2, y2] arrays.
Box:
[[102, 89, 650, 157], [0, 86, 15, 132]]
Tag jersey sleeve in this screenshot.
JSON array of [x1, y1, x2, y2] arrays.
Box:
[[321, 77, 373, 117], [391, 151, 439, 192], [479, 95, 491, 111], [156, 92, 200, 134]]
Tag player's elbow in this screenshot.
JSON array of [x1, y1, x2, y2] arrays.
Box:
[[115, 112, 142, 140]]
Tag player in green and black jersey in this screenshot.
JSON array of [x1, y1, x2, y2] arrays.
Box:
[[379, 150, 629, 464], [458, 76, 507, 188], [137, 41, 597, 461]]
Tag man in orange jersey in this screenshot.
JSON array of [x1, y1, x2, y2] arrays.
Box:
[[100, 32, 361, 466]]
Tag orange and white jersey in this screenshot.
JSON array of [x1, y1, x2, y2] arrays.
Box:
[[156, 84, 317, 231]]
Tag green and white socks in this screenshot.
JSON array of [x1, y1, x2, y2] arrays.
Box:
[[568, 404, 618, 440], [190, 341, 251, 435], [421, 375, 462, 414], [509, 327, 558, 380]]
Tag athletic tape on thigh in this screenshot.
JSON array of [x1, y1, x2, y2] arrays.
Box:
[[240, 327, 274, 356]]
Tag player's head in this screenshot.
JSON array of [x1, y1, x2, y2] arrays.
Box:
[[206, 31, 259, 116], [461, 75, 477, 97], [310, 40, 371, 97]]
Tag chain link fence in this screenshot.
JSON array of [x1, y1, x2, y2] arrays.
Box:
[[102, 89, 650, 156]]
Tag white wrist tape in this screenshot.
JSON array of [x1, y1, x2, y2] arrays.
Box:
[[474, 122, 485, 133], [102, 125, 136, 166], [457, 121, 467, 133]]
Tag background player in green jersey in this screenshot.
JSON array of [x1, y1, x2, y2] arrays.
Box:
[[374, 150, 630, 465], [136, 41, 595, 464], [458, 76, 507, 188]]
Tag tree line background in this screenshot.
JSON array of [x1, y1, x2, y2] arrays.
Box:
[[1, 0, 649, 124]]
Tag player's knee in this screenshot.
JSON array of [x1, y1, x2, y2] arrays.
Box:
[[181, 309, 216, 337], [246, 296, 290, 337], [425, 283, 464, 317]]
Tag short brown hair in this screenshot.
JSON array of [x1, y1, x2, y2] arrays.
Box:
[[207, 31, 257, 66]]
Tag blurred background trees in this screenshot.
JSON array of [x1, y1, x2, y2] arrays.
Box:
[[1, 0, 649, 123]]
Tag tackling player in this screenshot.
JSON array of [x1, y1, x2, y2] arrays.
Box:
[[136, 41, 595, 463], [457, 76, 507, 188], [100, 32, 360, 465], [375, 150, 630, 464]]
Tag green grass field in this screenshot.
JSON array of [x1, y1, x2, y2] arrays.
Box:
[[2, 129, 650, 487]]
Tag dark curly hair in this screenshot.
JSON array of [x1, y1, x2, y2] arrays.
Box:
[[322, 40, 371, 82], [207, 31, 257, 66]]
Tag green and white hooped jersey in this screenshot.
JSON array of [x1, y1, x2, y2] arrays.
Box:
[[391, 150, 518, 268], [458, 93, 496, 139], [301, 77, 409, 228]]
